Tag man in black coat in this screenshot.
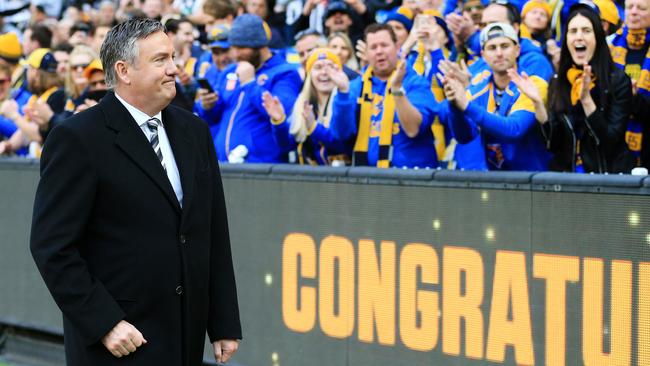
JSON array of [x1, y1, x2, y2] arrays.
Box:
[[30, 18, 242, 365]]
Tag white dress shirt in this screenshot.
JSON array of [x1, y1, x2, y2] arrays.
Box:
[[115, 92, 184, 207]]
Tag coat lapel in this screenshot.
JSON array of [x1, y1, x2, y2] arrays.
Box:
[[100, 92, 182, 214], [163, 107, 196, 222]]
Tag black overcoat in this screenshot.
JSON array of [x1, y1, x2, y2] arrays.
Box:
[[30, 91, 242, 365]]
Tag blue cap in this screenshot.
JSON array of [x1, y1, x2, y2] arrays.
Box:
[[228, 14, 270, 48], [208, 24, 230, 49], [383, 6, 414, 31], [325, 1, 353, 20]]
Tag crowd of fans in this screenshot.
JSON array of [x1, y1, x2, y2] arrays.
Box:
[[0, 0, 648, 173]]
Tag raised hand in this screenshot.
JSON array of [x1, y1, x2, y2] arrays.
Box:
[[328, 64, 350, 93], [235, 61, 256, 85], [439, 72, 468, 110], [355, 39, 368, 68], [438, 60, 470, 88], [102, 320, 147, 358], [507, 69, 542, 104], [580, 63, 593, 102], [302, 101, 316, 132], [390, 59, 407, 90], [261, 91, 286, 122]]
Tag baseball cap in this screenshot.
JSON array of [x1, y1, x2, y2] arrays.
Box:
[[325, 1, 352, 20], [480, 22, 519, 48], [83, 59, 103, 79], [208, 24, 230, 49], [20, 48, 58, 73]]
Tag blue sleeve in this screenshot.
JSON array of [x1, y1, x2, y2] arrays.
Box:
[[0, 116, 17, 138], [443, 0, 459, 15], [310, 123, 348, 154], [403, 73, 437, 136], [330, 84, 360, 141], [519, 52, 554, 82], [426, 49, 446, 84], [270, 117, 298, 151], [243, 69, 301, 122], [466, 32, 481, 56], [464, 101, 537, 142], [448, 103, 480, 143]]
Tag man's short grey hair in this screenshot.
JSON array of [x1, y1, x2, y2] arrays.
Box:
[[100, 18, 165, 88]]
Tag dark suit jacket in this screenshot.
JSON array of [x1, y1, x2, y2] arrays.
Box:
[[30, 91, 242, 366]]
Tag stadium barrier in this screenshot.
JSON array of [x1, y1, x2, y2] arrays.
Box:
[[2, 159, 650, 365]]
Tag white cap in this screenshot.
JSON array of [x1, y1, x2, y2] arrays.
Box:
[[480, 22, 519, 49]]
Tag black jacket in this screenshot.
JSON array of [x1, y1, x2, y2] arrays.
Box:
[[30, 92, 242, 365], [541, 67, 634, 173]]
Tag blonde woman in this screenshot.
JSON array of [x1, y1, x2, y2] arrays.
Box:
[[64, 44, 98, 103], [262, 48, 351, 165], [327, 32, 361, 79]]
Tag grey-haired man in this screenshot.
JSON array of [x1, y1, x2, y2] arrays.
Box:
[[30, 17, 242, 366]]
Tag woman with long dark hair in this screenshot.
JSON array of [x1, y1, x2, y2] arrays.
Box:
[[511, 2, 633, 173]]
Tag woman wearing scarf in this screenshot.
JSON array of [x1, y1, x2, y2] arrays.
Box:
[[515, 3, 633, 173], [261, 48, 351, 165], [609, 0, 650, 168]]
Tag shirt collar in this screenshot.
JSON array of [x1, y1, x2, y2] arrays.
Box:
[[114, 92, 163, 128]]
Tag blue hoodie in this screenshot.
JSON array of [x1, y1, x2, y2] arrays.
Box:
[[194, 52, 302, 162]]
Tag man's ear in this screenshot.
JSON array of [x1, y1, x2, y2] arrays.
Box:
[[514, 43, 521, 58], [114, 60, 131, 85], [512, 22, 520, 34]]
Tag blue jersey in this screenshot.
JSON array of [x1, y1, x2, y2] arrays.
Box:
[[194, 52, 302, 163], [443, 74, 551, 171], [330, 69, 439, 168]]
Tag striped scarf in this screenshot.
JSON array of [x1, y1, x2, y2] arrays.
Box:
[[610, 26, 650, 163], [354, 66, 397, 168], [566, 66, 596, 106]]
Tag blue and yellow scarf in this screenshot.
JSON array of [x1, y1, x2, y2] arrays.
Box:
[[610, 26, 650, 163]]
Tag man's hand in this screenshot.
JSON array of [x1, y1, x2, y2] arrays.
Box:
[[440, 72, 468, 111], [355, 39, 368, 68], [213, 339, 239, 364], [261, 91, 286, 122], [26, 101, 54, 128], [235, 61, 256, 85], [0, 99, 19, 120], [507, 69, 542, 104], [74, 99, 99, 114], [390, 59, 407, 90], [176, 65, 193, 86], [197, 88, 218, 110], [438, 60, 470, 88], [102, 320, 147, 358]]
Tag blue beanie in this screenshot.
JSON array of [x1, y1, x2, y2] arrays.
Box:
[[228, 14, 270, 48], [383, 6, 414, 31]]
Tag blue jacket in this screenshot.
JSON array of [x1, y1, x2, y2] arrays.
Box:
[[443, 75, 551, 171], [194, 53, 302, 163], [271, 116, 351, 165], [330, 69, 439, 168], [467, 38, 554, 82]]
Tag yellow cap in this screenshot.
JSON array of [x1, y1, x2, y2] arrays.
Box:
[[593, 0, 620, 25], [422, 9, 443, 18], [521, 0, 553, 18], [20, 48, 58, 72], [305, 48, 342, 74], [83, 59, 103, 79], [0, 32, 22, 61]]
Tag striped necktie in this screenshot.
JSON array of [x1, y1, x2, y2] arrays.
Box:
[[146, 117, 165, 170]]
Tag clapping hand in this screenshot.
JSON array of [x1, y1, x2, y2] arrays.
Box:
[[438, 59, 470, 88], [439, 72, 468, 110], [25, 101, 54, 127], [390, 59, 407, 90], [261, 91, 286, 122], [507, 69, 542, 104], [302, 100, 316, 132], [580, 64, 593, 102], [355, 39, 368, 68]]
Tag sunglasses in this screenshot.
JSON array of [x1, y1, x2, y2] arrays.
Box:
[[89, 79, 106, 87], [0, 78, 10, 84], [71, 63, 90, 71]]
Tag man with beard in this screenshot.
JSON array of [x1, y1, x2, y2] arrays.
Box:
[[441, 22, 550, 171], [195, 14, 301, 162], [1, 48, 66, 148]]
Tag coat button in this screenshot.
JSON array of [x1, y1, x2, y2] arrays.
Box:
[[175, 285, 183, 295], [179, 235, 187, 244]]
